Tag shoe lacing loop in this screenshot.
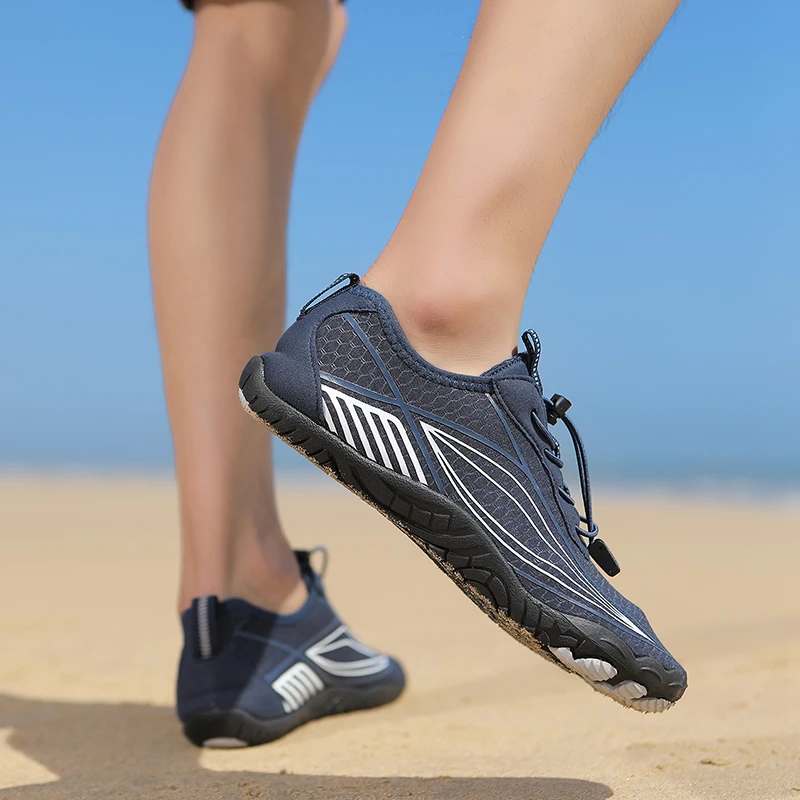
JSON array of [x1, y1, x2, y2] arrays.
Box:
[[543, 394, 597, 540], [522, 330, 620, 577]]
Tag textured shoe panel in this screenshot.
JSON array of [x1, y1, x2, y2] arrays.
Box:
[[347, 312, 515, 450], [232, 636, 265, 669], [320, 375, 437, 486], [316, 315, 392, 395]]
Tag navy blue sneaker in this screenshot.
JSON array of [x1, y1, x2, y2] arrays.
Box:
[[177, 549, 405, 746], [239, 274, 687, 712]]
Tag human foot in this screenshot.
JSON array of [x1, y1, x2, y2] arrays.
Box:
[[239, 275, 687, 712], [177, 549, 405, 746]]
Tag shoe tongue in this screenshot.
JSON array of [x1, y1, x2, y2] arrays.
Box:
[[483, 353, 549, 423], [481, 355, 530, 379]]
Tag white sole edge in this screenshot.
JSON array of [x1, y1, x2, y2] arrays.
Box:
[[240, 387, 257, 417], [202, 737, 249, 749], [549, 646, 674, 714]]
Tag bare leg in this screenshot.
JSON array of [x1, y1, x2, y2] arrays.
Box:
[[364, 0, 680, 375], [149, 0, 346, 613]]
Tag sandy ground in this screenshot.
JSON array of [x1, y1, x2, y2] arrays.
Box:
[[0, 476, 798, 800]]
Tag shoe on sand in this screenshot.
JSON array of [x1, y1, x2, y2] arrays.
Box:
[[239, 274, 687, 712], [177, 549, 405, 746]]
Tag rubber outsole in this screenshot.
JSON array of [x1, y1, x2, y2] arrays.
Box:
[[184, 681, 404, 748], [238, 356, 686, 711]]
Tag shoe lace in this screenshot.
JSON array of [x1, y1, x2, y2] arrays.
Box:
[[522, 330, 620, 577]]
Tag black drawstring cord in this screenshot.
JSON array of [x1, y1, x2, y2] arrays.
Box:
[[543, 394, 619, 577], [544, 395, 596, 538], [523, 329, 620, 577]]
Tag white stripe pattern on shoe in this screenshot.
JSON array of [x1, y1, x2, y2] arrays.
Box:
[[271, 662, 325, 714], [419, 420, 652, 642], [306, 624, 391, 678], [320, 381, 427, 484]]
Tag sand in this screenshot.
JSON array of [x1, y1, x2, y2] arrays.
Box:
[[0, 476, 798, 799]]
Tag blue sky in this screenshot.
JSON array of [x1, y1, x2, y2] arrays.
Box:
[[1, 0, 798, 486]]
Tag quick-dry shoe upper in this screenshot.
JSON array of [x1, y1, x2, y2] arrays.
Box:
[[260, 276, 682, 675], [177, 550, 405, 725]]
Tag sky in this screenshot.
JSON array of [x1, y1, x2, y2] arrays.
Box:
[[1, 0, 798, 488]]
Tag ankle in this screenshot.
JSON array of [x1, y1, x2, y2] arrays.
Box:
[[228, 529, 308, 615], [179, 522, 308, 615], [363, 258, 520, 375], [228, 564, 307, 617]]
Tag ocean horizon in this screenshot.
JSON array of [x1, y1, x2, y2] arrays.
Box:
[[3, 438, 798, 501]]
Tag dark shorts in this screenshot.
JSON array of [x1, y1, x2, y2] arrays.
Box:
[[181, 0, 344, 11]]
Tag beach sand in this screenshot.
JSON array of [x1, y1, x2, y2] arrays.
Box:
[[0, 477, 797, 799]]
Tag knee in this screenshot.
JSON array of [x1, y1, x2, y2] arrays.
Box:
[[191, 0, 333, 87]]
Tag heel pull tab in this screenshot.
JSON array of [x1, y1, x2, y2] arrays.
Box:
[[521, 330, 543, 393], [294, 549, 327, 596], [299, 274, 359, 317], [308, 546, 330, 579], [195, 595, 218, 660]]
